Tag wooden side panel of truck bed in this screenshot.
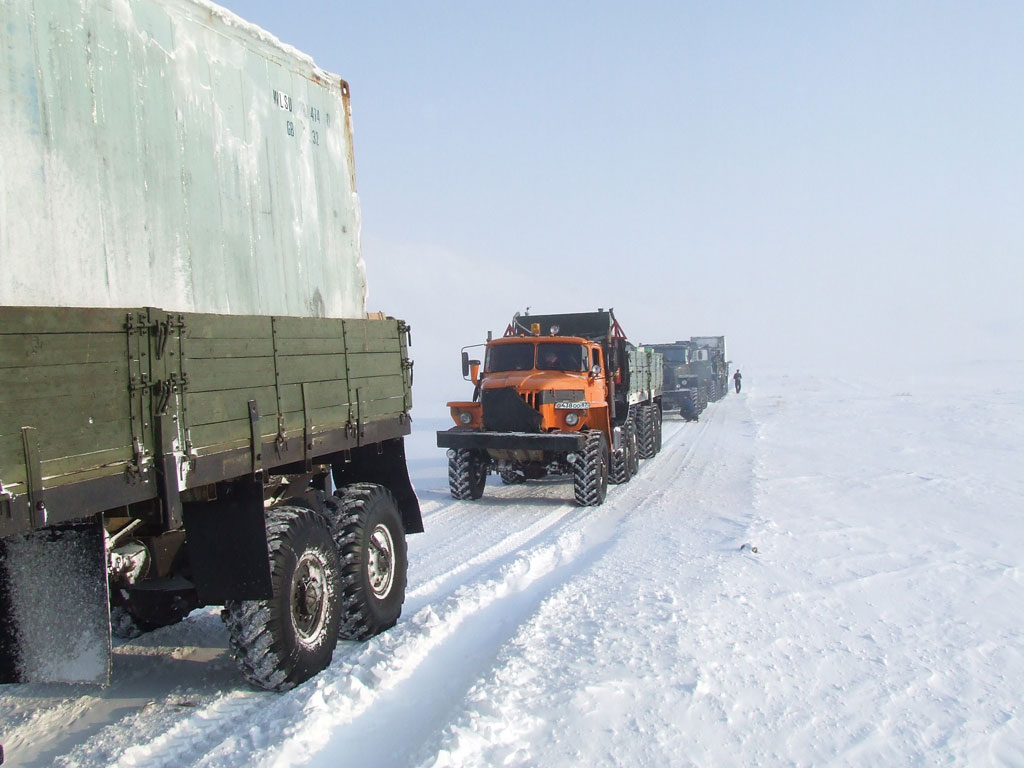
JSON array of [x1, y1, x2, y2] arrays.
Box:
[[0, 307, 412, 538]]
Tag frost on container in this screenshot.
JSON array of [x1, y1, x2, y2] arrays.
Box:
[[0, 0, 366, 318]]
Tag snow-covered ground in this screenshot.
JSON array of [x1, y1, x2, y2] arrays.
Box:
[[1, 364, 1022, 767]]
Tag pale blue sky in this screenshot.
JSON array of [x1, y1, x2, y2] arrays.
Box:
[[227, 0, 1022, 407]]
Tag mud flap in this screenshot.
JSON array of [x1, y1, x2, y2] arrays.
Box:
[[0, 518, 111, 684]]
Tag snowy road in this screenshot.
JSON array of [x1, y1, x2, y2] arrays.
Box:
[[1, 367, 1022, 767]]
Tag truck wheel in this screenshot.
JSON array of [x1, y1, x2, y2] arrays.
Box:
[[609, 419, 636, 484], [499, 468, 525, 485], [573, 430, 609, 506], [637, 405, 655, 459], [627, 418, 640, 477], [609, 443, 628, 485], [222, 505, 342, 691], [449, 448, 487, 500], [654, 408, 663, 454], [330, 484, 408, 640]]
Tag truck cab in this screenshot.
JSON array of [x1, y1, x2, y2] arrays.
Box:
[[446, 334, 610, 438]]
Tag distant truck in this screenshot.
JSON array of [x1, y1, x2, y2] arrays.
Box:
[[652, 337, 729, 416], [437, 310, 663, 506], [651, 343, 708, 421], [1, 0, 421, 691], [690, 336, 730, 401]]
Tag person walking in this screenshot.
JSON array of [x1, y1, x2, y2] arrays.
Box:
[[733, 369, 742, 394]]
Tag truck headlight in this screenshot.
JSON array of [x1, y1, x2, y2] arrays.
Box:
[[458, 411, 473, 425], [565, 412, 579, 426]]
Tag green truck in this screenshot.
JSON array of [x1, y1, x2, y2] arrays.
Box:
[[1, 0, 420, 691]]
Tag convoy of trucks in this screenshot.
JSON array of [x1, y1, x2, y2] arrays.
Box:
[[0, 0, 732, 697], [651, 337, 730, 420], [436, 310, 664, 506], [1, 0, 420, 690]]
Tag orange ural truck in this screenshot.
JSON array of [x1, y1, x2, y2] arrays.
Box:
[[436, 310, 663, 506]]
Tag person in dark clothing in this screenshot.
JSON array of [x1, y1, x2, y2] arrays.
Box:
[[733, 369, 742, 393]]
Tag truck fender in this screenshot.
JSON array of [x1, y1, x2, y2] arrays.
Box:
[[330, 438, 423, 534], [181, 476, 274, 604]]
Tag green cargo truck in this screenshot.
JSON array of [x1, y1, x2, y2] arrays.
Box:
[[1, 0, 421, 691]]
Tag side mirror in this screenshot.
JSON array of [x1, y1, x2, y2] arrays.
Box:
[[590, 363, 602, 378], [461, 351, 470, 378]]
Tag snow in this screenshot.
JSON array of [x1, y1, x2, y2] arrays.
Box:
[[1, 363, 1022, 766]]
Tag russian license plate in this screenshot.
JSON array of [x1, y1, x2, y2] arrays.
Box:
[[554, 401, 589, 410]]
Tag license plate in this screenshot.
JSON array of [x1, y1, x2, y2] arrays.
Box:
[[555, 401, 589, 410]]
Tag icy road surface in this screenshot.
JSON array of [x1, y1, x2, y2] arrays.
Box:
[[1, 366, 1022, 767]]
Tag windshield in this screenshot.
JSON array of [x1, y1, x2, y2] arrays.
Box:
[[485, 342, 589, 373], [536, 343, 588, 372], [661, 348, 687, 363], [486, 344, 535, 372]]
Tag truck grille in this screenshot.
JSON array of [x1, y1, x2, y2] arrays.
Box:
[[482, 387, 543, 433]]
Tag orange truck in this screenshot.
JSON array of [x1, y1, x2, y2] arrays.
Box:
[[436, 310, 663, 506]]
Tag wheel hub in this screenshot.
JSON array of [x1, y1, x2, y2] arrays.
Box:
[[291, 552, 329, 644], [367, 523, 396, 599]]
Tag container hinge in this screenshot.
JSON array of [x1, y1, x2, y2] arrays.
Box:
[[126, 438, 152, 484], [398, 320, 412, 347], [275, 414, 288, 456], [403, 358, 415, 387], [153, 373, 188, 416], [152, 314, 186, 360], [129, 372, 151, 395]]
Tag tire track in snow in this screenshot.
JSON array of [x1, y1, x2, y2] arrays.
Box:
[[404, 503, 580, 610], [408, 398, 758, 767]]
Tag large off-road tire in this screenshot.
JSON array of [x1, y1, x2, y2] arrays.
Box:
[[609, 441, 628, 485], [573, 430, 609, 506], [653, 407, 663, 454], [609, 419, 636, 484], [329, 483, 408, 641], [637, 405, 656, 459], [627, 418, 640, 477], [448, 448, 487, 500], [222, 506, 342, 691]]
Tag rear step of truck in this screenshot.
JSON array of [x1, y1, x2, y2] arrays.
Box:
[[0, 520, 111, 684]]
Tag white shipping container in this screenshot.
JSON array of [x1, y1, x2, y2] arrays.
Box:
[[0, 0, 366, 318]]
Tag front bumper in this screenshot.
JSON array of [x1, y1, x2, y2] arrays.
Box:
[[662, 389, 695, 408], [436, 428, 588, 453]]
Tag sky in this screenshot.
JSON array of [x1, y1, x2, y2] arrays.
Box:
[[225, 0, 1023, 412]]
